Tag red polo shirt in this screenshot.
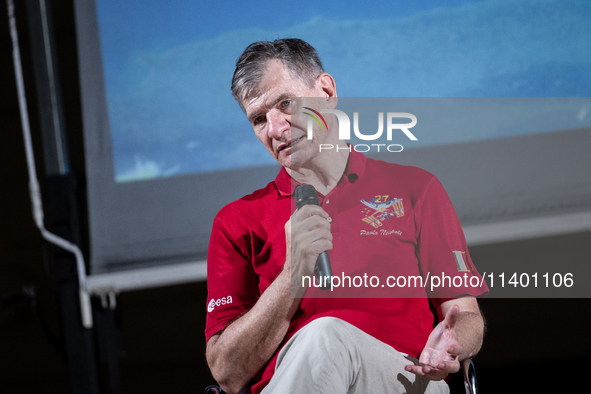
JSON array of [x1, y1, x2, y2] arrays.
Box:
[[205, 150, 488, 394]]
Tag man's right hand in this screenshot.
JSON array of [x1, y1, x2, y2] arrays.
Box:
[[284, 204, 333, 294]]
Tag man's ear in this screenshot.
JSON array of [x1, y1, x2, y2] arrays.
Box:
[[317, 72, 338, 109]]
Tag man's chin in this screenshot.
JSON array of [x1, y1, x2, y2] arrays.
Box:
[[275, 151, 291, 169], [278, 144, 314, 171], [281, 149, 307, 171]]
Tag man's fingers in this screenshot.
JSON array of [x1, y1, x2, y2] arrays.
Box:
[[301, 214, 332, 231], [435, 360, 460, 374], [405, 363, 438, 375], [404, 364, 448, 381], [307, 228, 333, 252], [288, 204, 334, 278], [404, 365, 426, 375], [293, 204, 329, 219], [292, 207, 331, 236], [447, 344, 462, 357]]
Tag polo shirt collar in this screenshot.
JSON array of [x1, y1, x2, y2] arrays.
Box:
[[275, 149, 367, 196]]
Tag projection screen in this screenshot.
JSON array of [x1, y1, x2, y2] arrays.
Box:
[[73, 0, 591, 292]]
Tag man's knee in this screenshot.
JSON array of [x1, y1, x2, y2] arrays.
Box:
[[299, 317, 356, 342], [282, 317, 357, 355]]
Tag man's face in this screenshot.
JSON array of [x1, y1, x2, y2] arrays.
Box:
[[243, 60, 327, 170]]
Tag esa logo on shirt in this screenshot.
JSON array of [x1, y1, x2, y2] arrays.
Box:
[[207, 296, 233, 312]]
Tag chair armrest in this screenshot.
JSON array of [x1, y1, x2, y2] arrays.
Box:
[[204, 385, 248, 394], [461, 358, 478, 394]]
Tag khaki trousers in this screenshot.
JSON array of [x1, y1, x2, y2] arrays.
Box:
[[262, 317, 449, 394]]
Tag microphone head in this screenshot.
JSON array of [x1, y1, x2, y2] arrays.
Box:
[[295, 184, 320, 209]]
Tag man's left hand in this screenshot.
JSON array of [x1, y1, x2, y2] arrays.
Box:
[[404, 304, 462, 381]]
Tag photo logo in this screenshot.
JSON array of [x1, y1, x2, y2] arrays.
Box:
[[304, 108, 417, 153], [306, 109, 417, 141], [303, 107, 328, 131]]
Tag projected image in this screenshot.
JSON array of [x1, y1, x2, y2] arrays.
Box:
[[95, 0, 591, 182]]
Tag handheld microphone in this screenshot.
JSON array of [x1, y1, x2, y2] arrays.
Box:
[[294, 184, 333, 290]]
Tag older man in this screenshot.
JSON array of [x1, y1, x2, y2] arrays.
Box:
[[205, 38, 487, 394]]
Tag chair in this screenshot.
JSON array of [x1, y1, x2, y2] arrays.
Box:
[[205, 357, 479, 394], [204, 386, 245, 394], [462, 358, 479, 394]]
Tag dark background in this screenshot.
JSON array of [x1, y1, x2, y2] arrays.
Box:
[[1, 1, 590, 393]]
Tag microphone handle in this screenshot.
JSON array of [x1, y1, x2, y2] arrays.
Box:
[[315, 251, 333, 290], [294, 184, 333, 290]]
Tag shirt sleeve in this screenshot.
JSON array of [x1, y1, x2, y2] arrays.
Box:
[[205, 206, 260, 342], [414, 175, 489, 309]]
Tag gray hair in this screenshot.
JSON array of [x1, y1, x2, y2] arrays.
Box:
[[231, 38, 324, 111]]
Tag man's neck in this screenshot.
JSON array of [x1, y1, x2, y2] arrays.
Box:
[[287, 146, 350, 196]]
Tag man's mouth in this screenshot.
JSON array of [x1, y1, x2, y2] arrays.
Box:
[[279, 136, 305, 151]]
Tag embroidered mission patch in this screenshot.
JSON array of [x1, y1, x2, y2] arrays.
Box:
[[360, 195, 404, 228]]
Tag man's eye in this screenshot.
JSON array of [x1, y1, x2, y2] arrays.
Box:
[[281, 100, 291, 108], [253, 116, 265, 125]]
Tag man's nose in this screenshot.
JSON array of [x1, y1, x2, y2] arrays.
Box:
[[266, 110, 290, 139]]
